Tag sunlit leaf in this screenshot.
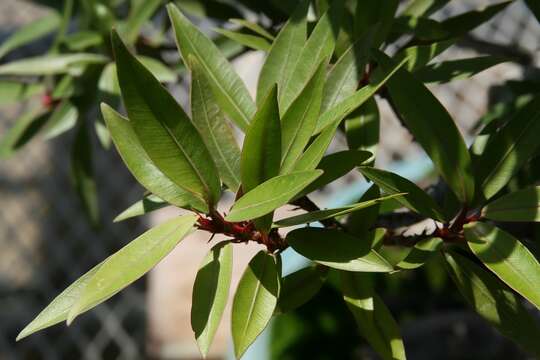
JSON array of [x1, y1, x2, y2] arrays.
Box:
[[0, 54, 107, 76], [113, 194, 168, 223], [397, 237, 443, 270], [42, 100, 78, 140], [482, 186, 540, 222], [293, 121, 339, 171]]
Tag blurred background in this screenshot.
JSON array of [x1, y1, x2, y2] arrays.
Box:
[[0, 0, 539, 359]]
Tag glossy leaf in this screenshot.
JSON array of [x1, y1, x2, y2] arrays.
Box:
[[192, 242, 233, 358], [375, 52, 474, 204], [0, 13, 60, 59], [277, 265, 327, 313], [482, 186, 540, 222], [474, 95, 540, 201], [287, 228, 393, 272], [226, 170, 323, 222], [101, 104, 208, 212], [280, 60, 326, 173], [232, 251, 280, 359], [275, 194, 404, 227], [444, 251, 540, 356], [345, 97, 379, 158], [112, 31, 221, 205], [191, 57, 241, 192], [68, 215, 197, 323], [113, 194, 168, 223], [0, 54, 107, 76], [256, 0, 308, 106], [397, 237, 443, 270], [465, 222, 540, 311], [213, 28, 271, 51], [341, 271, 406, 360], [42, 100, 78, 140], [414, 56, 508, 84], [360, 167, 446, 222], [168, 3, 255, 131]]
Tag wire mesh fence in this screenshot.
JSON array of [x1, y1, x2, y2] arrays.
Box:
[[0, 0, 539, 359]]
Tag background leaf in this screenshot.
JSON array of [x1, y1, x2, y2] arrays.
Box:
[[482, 186, 540, 222], [277, 265, 327, 313], [113, 194, 168, 223], [414, 56, 509, 84], [0, 54, 107, 76]]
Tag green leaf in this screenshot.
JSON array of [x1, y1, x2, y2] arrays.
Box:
[[213, 28, 271, 51], [0, 109, 49, 158], [71, 125, 99, 227], [167, 3, 256, 131], [192, 242, 233, 358], [360, 167, 446, 222], [402, 0, 450, 17], [232, 251, 280, 359], [287, 228, 393, 272], [414, 56, 509, 84], [0, 54, 107, 76], [240, 85, 281, 193], [0, 81, 44, 107], [345, 97, 379, 158], [315, 56, 408, 134], [354, 0, 399, 49], [67, 215, 197, 324], [279, 9, 339, 112], [63, 31, 103, 51], [397, 237, 443, 270], [297, 150, 372, 198], [274, 194, 403, 227], [347, 184, 382, 235], [277, 265, 327, 313], [42, 100, 78, 140], [120, 0, 162, 44], [230, 19, 274, 40], [341, 271, 406, 360], [280, 60, 327, 173], [191, 57, 241, 192], [112, 31, 221, 205], [226, 170, 323, 222], [101, 104, 208, 212], [474, 95, 540, 201], [482, 186, 540, 222], [399, 39, 455, 72], [375, 52, 474, 204], [465, 222, 540, 311], [0, 13, 60, 59], [94, 121, 111, 149], [16, 260, 105, 341], [256, 0, 308, 106], [113, 194, 168, 223], [292, 121, 339, 171], [444, 250, 540, 356]]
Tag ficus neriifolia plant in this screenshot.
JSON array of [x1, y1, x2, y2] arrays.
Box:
[[16, 1, 540, 359]]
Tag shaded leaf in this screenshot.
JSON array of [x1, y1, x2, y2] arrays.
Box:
[[192, 242, 233, 358], [345, 97, 379, 158], [120, 0, 161, 44], [230, 18, 274, 40], [414, 56, 509, 84], [397, 237, 443, 270], [287, 228, 393, 272], [213, 28, 271, 51], [482, 186, 540, 222], [68, 215, 197, 323], [465, 222, 540, 310], [232, 251, 280, 359], [347, 184, 381, 235], [0, 109, 49, 158], [277, 265, 327, 313], [400, 39, 455, 72], [113, 194, 168, 223], [226, 170, 323, 222], [63, 31, 102, 51]]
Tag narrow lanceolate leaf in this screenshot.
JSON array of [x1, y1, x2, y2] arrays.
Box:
[[213, 28, 271, 52], [274, 194, 404, 227], [0, 13, 60, 59], [279, 9, 339, 112], [297, 150, 372, 198], [444, 251, 540, 356], [167, 4, 255, 131], [68, 215, 197, 324], [375, 52, 474, 204], [0, 54, 107, 76], [465, 222, 540, 311], [101, 104, 208, 212], [341, 272, 406, 360], [226, 170, 323, 222], [17, 261, 104, 341], [257, 0, 308, 106], [347, 184, 382, 236], [474, 95, 540, 201], [120, 0, 161, 44], [277, 265, 328, 313], [71, 125, 99, 227], [191, 57, 241, 192], [397, 237, 443, 270], [230, 19, 274, 40], [402, 0, 450, 18], [293, 121, 339, 171], [113, 194, 168, 223], [360, 167, 446, 222], [42, 100, 78, 140], [192, 242, 233, 358], [399, 39, 455, 72], [0, 109, 49, 158], [287, 228, 393, 272], [414, 56, 508, 84], [0, 81, 44, 107], [482, 186, 540, 222], [241, 85, 281, 193], [112, 32, 221, 205], [345, 97, 379, 157], [315, 56, 408, 134], [280, 60, 327, 173], [232, 251, 280, 359]]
